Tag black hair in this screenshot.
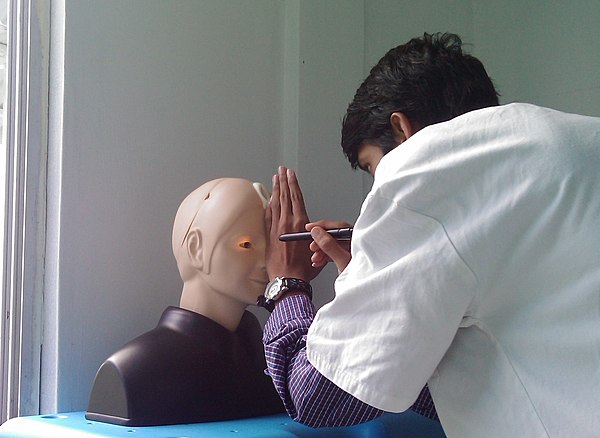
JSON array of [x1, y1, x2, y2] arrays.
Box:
[[341, 32, 500, 169]]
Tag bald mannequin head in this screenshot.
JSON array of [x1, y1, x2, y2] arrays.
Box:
[[172, 178, 270, 331]]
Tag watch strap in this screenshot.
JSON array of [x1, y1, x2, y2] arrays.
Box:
[[281, 278, 312, 299], [257, 277, 312, 312]]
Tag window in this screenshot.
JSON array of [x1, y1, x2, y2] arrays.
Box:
[[0, 0, 49, 422]]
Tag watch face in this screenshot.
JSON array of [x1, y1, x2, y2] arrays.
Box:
[[265, 277, 284, 300]]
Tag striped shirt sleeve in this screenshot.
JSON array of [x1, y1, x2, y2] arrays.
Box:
[[262, 294, 438, 427]]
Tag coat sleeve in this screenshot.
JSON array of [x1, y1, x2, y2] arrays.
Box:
[[307, 193, 478, 412]]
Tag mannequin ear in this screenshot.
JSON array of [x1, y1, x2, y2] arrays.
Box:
[[390, 112, 418, 145], [186, 229, 206, 273]]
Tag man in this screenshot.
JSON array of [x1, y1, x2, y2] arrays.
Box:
[[260, 33, 600, 437], [87, 178, 283, 426]]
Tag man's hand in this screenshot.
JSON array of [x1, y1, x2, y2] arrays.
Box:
[[307, 220, 353, 273], [265, 166, 321, 282]]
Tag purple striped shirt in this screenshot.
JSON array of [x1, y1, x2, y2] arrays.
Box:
[[263, 294, 438, 427]]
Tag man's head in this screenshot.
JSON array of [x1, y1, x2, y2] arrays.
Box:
[[172, 178, 270, 306], [342, 32, 500, 173]]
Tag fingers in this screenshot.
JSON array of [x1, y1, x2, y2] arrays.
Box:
[[309, 241, 332, 269], [268, 172, 281, 228], [266, 166, 322, 282], [287, 168, 307, 217], [310, 226, 352, 273], [265, 174, 277, 235], [306, 219, 353, 231], [275, 166, 309, 231], [278, 166, 291, 218]]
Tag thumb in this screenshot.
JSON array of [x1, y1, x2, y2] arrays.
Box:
[[311, 227, 351, 273]]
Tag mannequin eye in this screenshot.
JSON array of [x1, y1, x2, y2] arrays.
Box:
[[239, 241, 253, 249]]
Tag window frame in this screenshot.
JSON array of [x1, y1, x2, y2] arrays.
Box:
[[0, 0, 49, 422]]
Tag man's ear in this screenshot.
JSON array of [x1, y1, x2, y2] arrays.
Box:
[[186, 229, 207, 273], [390, 112, 418, 145]]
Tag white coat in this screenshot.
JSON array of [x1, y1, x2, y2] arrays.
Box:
[[307, 103, 600, 437]]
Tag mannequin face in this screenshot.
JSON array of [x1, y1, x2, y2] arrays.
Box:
[[201, 199, 267, 304], [173, 178, 270, 315]]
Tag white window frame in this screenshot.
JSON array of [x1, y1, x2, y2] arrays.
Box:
[[0, 0, 49, 422]]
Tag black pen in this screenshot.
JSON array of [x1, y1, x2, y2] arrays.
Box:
[[279, 227, 353, 241]]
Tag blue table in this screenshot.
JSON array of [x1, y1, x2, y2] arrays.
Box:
[[0, 411, 445, 437]]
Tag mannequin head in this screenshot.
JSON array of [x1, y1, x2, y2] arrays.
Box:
[[172, 178, 270, 330]]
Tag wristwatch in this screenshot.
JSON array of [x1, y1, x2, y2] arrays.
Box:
[[257, 277, 312, 312]]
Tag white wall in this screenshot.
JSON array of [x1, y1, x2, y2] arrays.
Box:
[[472, 0, 600, 116], [42, 0, 369, 413], [293, 0, 367, 308], [44, 0, 287, 412], [363, 0, 600, 117], [41, 0, 600, 413], [364, 0, 474, 68]]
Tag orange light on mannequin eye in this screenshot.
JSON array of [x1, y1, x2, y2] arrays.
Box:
[[237, 237, 253, 249]]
